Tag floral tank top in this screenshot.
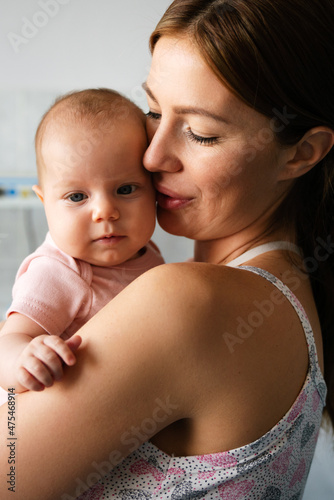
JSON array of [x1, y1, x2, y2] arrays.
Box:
[[78, 251, 327, 499]]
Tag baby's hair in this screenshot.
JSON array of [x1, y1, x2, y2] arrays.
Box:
[[35, 88, 145, 181]]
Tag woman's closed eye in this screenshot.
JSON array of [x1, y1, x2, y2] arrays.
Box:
[[185, 129, 219, 146], [146, 110, 161, 120], [67, 192, 88, 203], [146, 105, 219, 146]]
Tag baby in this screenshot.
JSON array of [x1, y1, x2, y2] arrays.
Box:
[[0, 88, 163, 394]]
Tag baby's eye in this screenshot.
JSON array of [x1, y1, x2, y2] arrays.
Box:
[[68, 193, 87, 202], [117, 185, 137, 195]]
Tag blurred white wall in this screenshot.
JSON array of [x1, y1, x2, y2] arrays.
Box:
[[0, 1, 333, 497], [1, 0, 167, 93]]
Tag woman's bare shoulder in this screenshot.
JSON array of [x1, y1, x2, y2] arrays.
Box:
[[130, 260, 240, 305], [123, 261, 241, 330], [132, 260, 310, 379], [130, 261, 254, 317], [117, 261, 264, 365]]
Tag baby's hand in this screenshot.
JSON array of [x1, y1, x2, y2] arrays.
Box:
[[15, 334, 82, 392]]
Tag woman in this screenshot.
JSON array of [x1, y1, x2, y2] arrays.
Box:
[[0, 0, 333, 498]]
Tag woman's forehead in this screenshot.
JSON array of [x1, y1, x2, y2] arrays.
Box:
[[146, 36, 269, 130], [148, 37, 226, 104]]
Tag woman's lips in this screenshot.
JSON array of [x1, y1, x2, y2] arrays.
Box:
[[155, 185, 192, 210]]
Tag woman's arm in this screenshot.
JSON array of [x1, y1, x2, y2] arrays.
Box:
[[0, 263, 204, 500]]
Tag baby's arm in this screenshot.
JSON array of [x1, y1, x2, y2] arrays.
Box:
[[0, 313, 81, 393]]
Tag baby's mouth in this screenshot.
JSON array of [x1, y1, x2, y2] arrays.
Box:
[[94, 234, 125, 243]]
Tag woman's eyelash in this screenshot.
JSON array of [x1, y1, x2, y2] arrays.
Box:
[[185, 130, 219, 145], [146, 111, 161, 120]]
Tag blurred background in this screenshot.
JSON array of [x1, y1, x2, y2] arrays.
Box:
[[0, 1, 333, 497]]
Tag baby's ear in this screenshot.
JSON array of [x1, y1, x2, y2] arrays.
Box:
[[278, 127, 334, 181], [32, 185, 44, 203]]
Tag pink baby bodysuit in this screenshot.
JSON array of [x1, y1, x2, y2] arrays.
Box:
[[7, 233, 164, 339]]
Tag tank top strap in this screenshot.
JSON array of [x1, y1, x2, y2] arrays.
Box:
[[236, 265, 327, 404], [225, 241, 302, 268]]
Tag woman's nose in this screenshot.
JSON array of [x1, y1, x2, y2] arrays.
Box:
[[143, 122, 182, 173], [92, 197, 119, 222]]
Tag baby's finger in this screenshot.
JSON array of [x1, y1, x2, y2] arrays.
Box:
[[16, 366, 46, 392], [42, 335, 77, 366], [29, 342, 64, 381], [66, 335, 82, 353], [20, 357, 54, 388]]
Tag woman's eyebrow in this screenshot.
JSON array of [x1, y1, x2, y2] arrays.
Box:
[[142, 82, 157, 103], [142, 81, 230, 125], [174, 106, 230, 124]]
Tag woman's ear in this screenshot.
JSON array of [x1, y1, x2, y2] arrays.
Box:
[[278, 127, 334, 180], [32, 185, 44, 203]]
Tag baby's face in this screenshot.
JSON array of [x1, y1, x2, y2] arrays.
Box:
[[36, 117, 156, 267]]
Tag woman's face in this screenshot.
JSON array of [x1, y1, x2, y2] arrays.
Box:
[[143, 36, 293, 243]]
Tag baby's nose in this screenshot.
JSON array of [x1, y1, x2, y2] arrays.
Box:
[[92, 197, 119, 222]]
